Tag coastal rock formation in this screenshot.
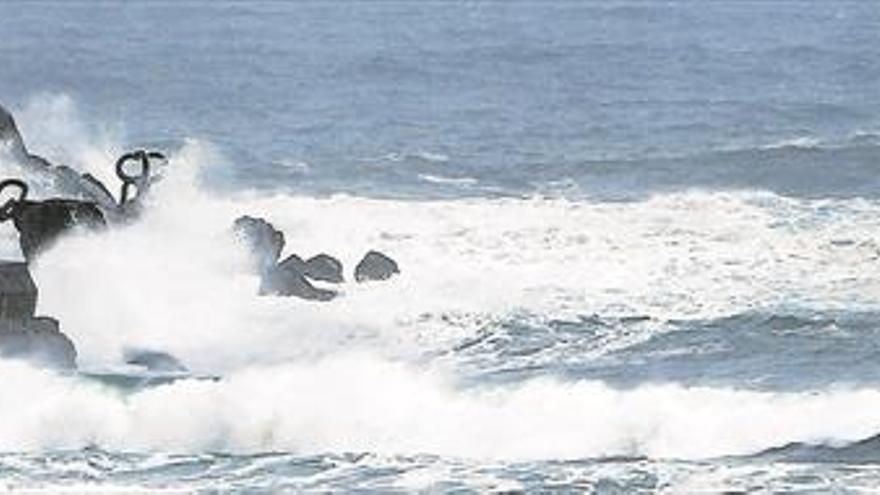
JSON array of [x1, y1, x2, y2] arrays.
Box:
[[0, 103, 27, 162], [13, 198, 107, 261], [0, 262, 76, 369], [233, 215, 285, 274], [232, 216, 340, 301], [355, 250, 400, 282], [233, 216, 398, 300], [259, 263, 337, 301], [0, 102, 151, 221], [278, 253, 344, 284]]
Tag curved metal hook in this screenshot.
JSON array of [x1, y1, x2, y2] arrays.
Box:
[[0, 178, 28, 222], [115, 150, 166, 204]]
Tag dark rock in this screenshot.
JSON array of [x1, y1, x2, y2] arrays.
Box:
[[304, 254, 344, 283], [277, 253, 304, 270], [12, 199, 107, 261], [233, 215, 285, 275], [0, 262, 77, 369], [1, 104, 145, 222], [0, 103, 53, 169], [354, 250, 400, 282], [0, 103, 27, 162], [259, 264, 337, 301], [278, 253, 344, 284], [0, 262, 37, 319], [124, 348, 188, 373], [0, 316, 77, 369], [52, 166, 120, 213]]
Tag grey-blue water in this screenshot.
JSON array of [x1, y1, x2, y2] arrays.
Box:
[[0, 1, 879, 492]]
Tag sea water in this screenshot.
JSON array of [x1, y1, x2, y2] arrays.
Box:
[[0, 1, 879, 492]]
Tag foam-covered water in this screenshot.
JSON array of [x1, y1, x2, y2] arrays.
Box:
[[0, 0, 879, 491]]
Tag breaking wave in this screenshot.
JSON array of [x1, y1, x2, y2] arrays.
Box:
[[4, 357, 880, 461], [2, 94, 880, 461]]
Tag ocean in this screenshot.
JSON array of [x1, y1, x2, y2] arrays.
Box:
[[0, 0, 879, 492]]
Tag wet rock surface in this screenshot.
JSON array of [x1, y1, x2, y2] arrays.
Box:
[[0, 317, 76, 369], [0, 103, 28, 162], [233, 215, 285, 274], [278, 253, 344, 284], [0, 262, 77, 369], [233, 216, 338, 301], [232, 216, 399, 300], [13, 199, 107, 261], [259, 264, 337, 301], [0, 102, 146, 221], [355, 250, 400, 282]]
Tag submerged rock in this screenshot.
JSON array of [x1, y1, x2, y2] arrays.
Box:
[[355, 250, 400, 282], [13, 199, 107, 261], [233, 215, 285, 274], [259, 263, 337, 301], [124, 348, 188, 373], [0, 262, 77, 369]]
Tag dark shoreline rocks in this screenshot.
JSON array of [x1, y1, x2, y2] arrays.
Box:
[[0, 316, 76, 369], [0, 102, 151, 223], [233, 216, 400, 301], [13, 199, 107, 261], [0, 262, 77, 369], [355, 250, 400, 282], [233, 215, 285, 275], [259, 264, 337, 301], [279, 253, 345, 284]]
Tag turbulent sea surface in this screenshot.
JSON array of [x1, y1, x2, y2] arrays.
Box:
[[0, 1, 879, 492]]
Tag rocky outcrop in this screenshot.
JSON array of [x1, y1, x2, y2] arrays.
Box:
[[278, 253, 344, 284], [12, 198, 107, 261], [53, 165, 120, 213], [0, 317, 76, 369], [232, 216, 400, 299], [233, 215, 285, 275], [0, 262, 76, 369], [0, 103, 158, 222], [233, 216, 341, 301], [259, 263, 337, 301], [258, 253, 340, 301], [0, 103, 28, 162], [355, 250, 400, 282]]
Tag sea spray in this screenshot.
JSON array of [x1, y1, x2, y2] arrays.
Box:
[[2, 356, 880, 460]]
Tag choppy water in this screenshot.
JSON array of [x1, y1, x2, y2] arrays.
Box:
[[0, 0, 879, 492]]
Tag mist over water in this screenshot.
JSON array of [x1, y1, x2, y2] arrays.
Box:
[[0, 0, 878, 491]]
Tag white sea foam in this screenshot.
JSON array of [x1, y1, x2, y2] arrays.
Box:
[[2, 357, 880, 460], [417, 173, 478, 186], [761, 136, 822, 150], [14, 94, 126, 191], [6, 123, 880, 370], [3, 95, 880, 459], [28, 175, 880, 372]]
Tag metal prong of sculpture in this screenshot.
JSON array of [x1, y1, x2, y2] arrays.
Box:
[[2, 103, 169, 223], [115, 149, 166, 213], [0, 178, 107, 261]]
